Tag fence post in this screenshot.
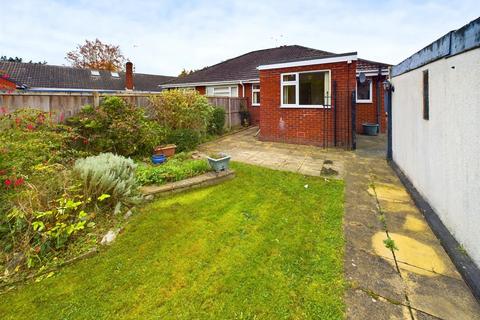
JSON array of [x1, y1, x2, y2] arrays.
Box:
[[228, 98, 232, 130], [93, 92, 100, 108]]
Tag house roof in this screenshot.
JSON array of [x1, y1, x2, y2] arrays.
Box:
[[164, 45, 337, 86], [0, 61, 175, 92], [163, 45, 391, 87]]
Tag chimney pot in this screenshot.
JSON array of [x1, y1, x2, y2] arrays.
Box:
[[125, 62, 134, 90]]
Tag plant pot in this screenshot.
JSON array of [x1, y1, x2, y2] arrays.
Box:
[[154, 144, 176, 157], [362, 123, 379, 136], [151, 154, 166, 164], [207, 153, 231, 172]]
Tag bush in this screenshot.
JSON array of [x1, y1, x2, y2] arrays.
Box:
[[73, 153, 140, 205], [68, 97, 166, 157], [0, 165, 93, 270], [148, 90, 214, 135], [208, 107, 226, 135], [136, 153, 210, 185], [166, 128, 202, 152]]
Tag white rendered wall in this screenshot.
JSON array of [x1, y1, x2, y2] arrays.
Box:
[[391, 48, 480, 266]]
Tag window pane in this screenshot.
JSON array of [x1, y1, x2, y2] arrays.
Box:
[[283, 74, 296, 82], [230, 86, 238, 97], [357, 79, 371, 101], [283, 85, 296, 104], [299, 72, 326, 105], [253, 91, 260, 105]]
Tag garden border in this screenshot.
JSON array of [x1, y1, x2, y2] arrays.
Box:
[[140, 169, 235, 196]]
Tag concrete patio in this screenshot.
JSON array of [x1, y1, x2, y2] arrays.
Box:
[[199, 127, 480, 319], [199, 127, 350, 178]]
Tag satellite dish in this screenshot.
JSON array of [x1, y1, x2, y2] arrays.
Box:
[[358, 72, 367, 84]]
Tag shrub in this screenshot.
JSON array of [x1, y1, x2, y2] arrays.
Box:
[[0, 166, 94, 270], [73, 153, 140, 205], [136, 153, 210, 185], [68, 97, 166, 157], [166, 128, 202, 152], [148, 90, 214, 135], [208, 107, 226, 135]]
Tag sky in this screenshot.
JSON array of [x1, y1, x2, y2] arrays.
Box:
[[0, 0, 478, 76]]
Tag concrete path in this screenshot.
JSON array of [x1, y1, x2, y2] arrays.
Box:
[[199, 127, 480, 319], [345, 135, 480, 320]]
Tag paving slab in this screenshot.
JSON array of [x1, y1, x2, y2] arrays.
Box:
[[346, 288, 412, 320]]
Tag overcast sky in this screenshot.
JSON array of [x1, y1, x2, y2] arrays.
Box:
[[1, 0, 478, 76]]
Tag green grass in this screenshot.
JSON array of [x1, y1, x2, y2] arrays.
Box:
[[0, 163, 345, 319]]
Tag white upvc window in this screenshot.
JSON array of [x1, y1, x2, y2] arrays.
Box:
[[252, 84, 260, 106], [356, 78, 372, 103], [280, 70, 331, 108], [206, 86, 238, 97]]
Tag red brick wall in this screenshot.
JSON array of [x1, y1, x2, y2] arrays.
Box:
[[238, 83, 260, 125], [259, 61, 357, 147], [195, 86, 206, 95], [355, 76, 387, 134], [0, 78, 16, 91]]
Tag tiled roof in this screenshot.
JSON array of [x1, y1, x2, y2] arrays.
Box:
[[165, 45, 336, 85], [357, 58, 391, 72], [0, 62, 175, 92]]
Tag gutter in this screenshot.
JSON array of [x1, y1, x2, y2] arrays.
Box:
[[160, 79, 259, 89]]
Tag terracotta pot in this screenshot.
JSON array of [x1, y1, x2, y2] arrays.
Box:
[[153, 144, 176, 157]]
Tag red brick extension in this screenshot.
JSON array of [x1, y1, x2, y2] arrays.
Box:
[[258, 61, 357, 147]]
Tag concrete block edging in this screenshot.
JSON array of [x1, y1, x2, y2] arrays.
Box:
[[140, 170, 235, 196]]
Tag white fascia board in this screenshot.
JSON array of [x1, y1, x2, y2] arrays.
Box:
[[161, 80, 242, 89], [28, 87, 119, 93], [257, 54, 358, 71], [356, 69, 389, 76]]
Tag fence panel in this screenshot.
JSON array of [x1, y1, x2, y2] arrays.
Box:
[[206, 96, 247, 129]]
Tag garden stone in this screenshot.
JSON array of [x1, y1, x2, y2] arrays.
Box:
[[144, 195, 154, 201], [124, 210, 133, 220], [100, 229, 120, 245], [4, 252, 25, 276]]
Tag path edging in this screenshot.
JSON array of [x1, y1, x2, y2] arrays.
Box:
[[389, 160, 480, 303]]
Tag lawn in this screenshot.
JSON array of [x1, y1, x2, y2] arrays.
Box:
[[0, 163, 345, 319]]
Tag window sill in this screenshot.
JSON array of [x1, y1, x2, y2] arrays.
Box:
[[356, 100, 372, 104], [280, 105, 331, 109], [252, 104, 260, 107]]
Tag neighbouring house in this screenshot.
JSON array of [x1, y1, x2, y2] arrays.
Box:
[[161, 45, 389, 147], [0, 61, 174, 93], [389, 16, 480, 276]]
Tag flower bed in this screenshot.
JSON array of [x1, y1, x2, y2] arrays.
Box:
[[136, 153, 210, 186]]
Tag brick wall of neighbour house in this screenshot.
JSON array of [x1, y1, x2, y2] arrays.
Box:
[[238, 83, 260, 125], [259, 61, 357, 147], [195, 86, 206, 95], [355, 76, 387, 134], [0, 78, 16, 91]]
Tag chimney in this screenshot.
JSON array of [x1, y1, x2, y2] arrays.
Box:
[[125, 61, 134, 90]]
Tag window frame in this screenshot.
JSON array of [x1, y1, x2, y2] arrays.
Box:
[[252, 83, 260, 106], [280, 70, 331, 108], [356, 78, 373, 103]]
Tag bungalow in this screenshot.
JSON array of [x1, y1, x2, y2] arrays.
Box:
[[161, 45, 389, 147], [0, 61, 174, 93]]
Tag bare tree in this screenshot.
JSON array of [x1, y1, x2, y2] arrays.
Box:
[[65, 39, 126, 71]]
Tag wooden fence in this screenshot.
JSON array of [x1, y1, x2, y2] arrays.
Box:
[[0, 92, 247, 129], [207, 96, 247, 128]]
